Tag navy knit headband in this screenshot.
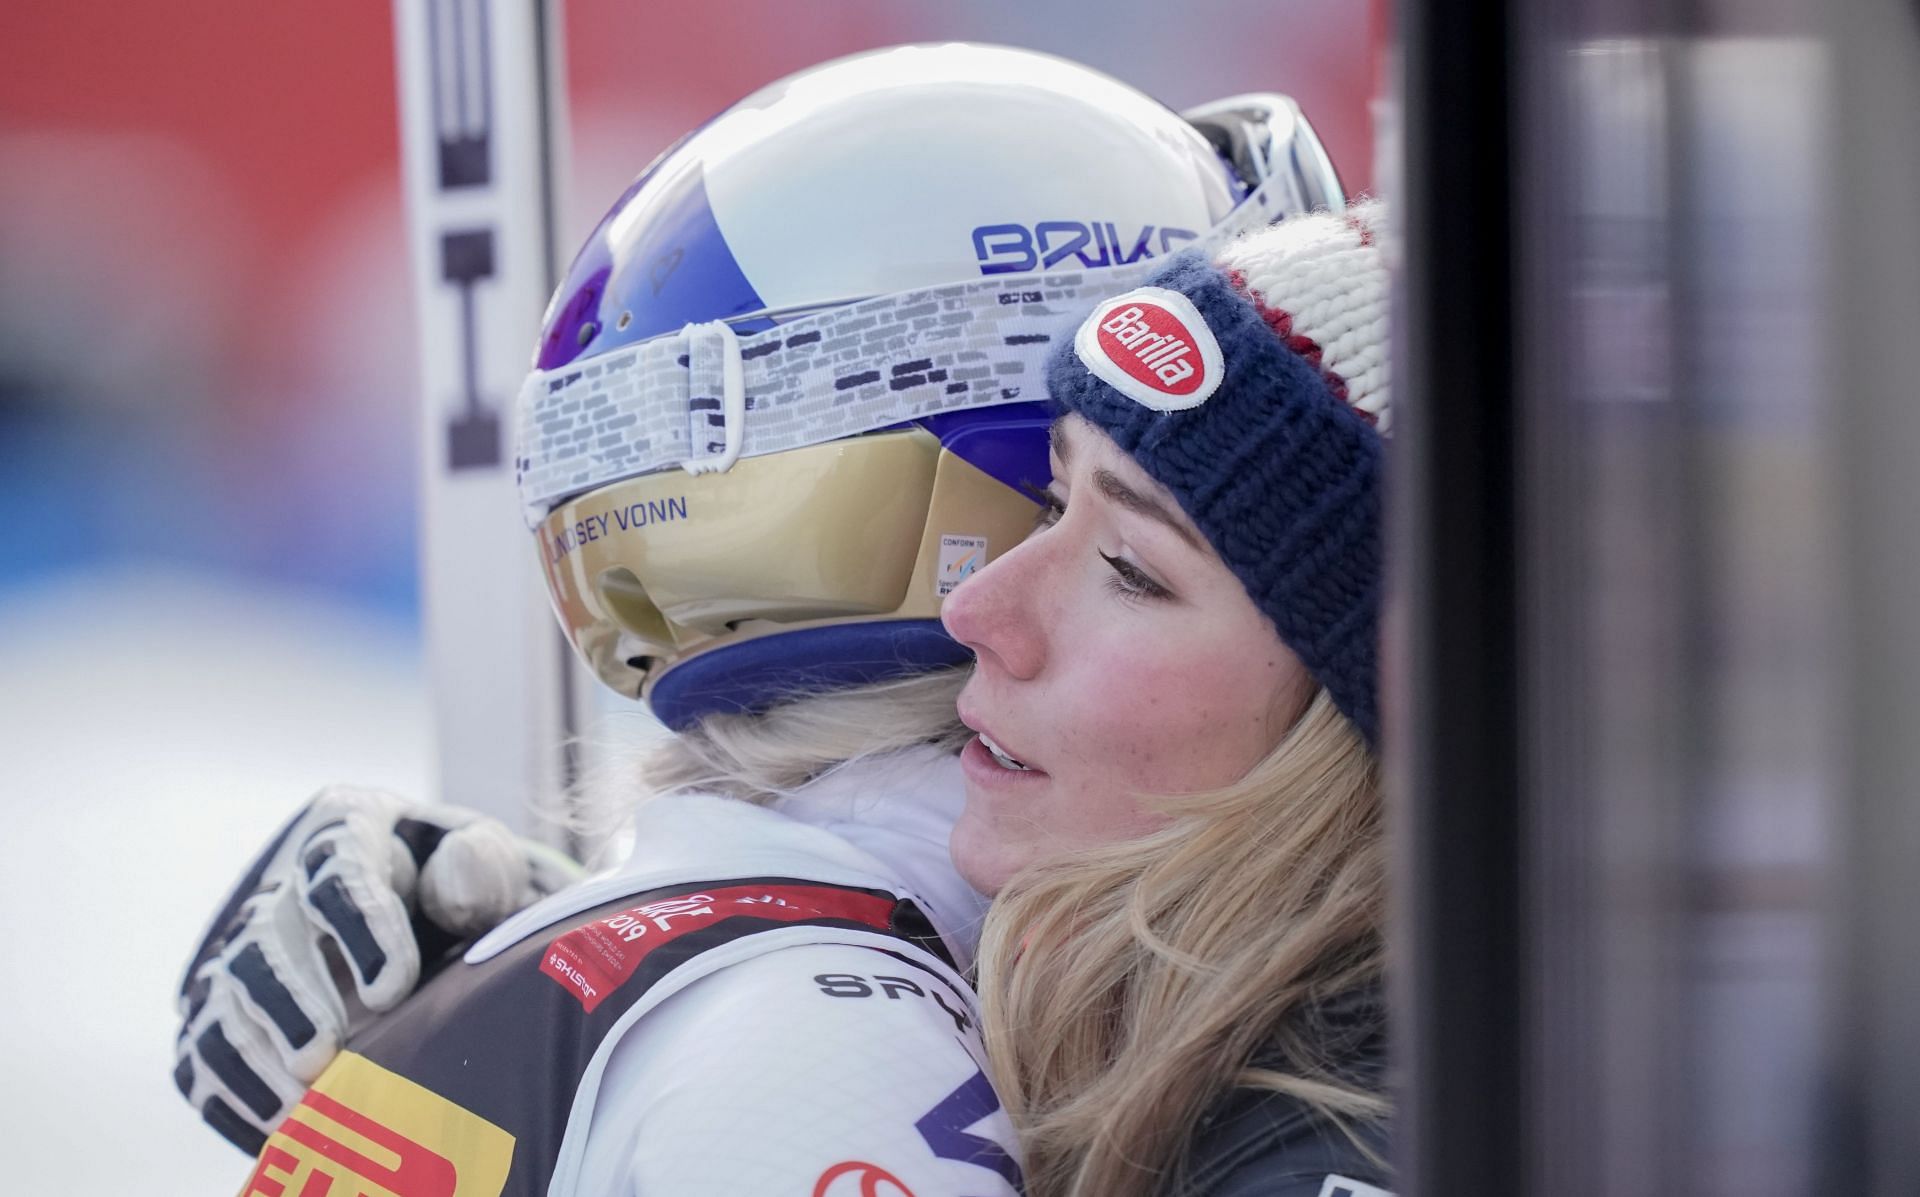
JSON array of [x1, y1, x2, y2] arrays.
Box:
[[1046, 203, 1390, 745]]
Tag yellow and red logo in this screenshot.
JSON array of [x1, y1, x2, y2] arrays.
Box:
[[239, 1053, 514, 1197]]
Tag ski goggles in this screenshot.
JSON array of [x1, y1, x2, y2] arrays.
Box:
[[513, 95, 1343, 528]]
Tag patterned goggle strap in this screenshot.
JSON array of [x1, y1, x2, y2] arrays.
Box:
[[514, 149, 1315, 528]]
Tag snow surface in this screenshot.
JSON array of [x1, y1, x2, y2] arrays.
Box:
[[0, 566, 428, 1193]]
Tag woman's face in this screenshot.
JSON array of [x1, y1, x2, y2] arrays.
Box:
[[941, 415, 1315, 896]]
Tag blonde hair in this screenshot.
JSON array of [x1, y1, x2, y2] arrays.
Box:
[[975, 690, 1388, 1197], [556, 669, 972, 851]]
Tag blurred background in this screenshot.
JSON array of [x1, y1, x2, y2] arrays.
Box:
[[0, 3, 1375, 1191], [10, 1, 1920, 1195]]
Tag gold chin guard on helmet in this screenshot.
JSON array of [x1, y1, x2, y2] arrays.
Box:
[[535, 428, 1037, 702]]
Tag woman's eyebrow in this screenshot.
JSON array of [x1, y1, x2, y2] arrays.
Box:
[[1048, 419, 1074, 464], [1091, 468, 1204, 550]]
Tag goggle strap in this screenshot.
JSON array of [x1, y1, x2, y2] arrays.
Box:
[[516, 173, 1313, 527]]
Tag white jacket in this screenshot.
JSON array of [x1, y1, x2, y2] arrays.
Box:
[[454, 745, 1017, 1197]]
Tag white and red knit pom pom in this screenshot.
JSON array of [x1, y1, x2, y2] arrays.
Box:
[[1215, 200, 1391, 433]]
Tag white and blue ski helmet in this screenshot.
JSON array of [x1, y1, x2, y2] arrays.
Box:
[[516, 42, 1344, 727]]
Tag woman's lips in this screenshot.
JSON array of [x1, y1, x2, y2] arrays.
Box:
[[960, 732, 1050, 789], [978, 732, 1031, 771], [957, 696, 1048, 782]]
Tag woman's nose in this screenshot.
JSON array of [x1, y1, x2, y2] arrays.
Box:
[[940, 532, 1049, 681]]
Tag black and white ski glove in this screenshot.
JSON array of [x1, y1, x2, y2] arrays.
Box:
[[172, 785, 582, 1153]]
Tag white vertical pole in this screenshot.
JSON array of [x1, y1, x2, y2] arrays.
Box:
[[392, 0, 577, 833]]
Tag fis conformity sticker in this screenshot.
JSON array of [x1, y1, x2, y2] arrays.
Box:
[[938, 534, 988, 597], [1073, 286, 1224, 412]]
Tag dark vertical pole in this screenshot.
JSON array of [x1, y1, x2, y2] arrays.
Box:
[[1826, 1, 1920, 1192], [1392, 0, 1525, 1192]]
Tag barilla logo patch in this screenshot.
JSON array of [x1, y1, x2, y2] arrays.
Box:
[[1073, 287, 1224, 412]]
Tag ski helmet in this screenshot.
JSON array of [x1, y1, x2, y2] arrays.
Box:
[[516, 43, 1344, 727]]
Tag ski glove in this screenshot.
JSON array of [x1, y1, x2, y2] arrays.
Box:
[[171, 784, 583, 1153]]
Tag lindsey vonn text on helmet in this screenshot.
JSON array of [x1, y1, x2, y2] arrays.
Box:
[[544, 496, 688, 563]]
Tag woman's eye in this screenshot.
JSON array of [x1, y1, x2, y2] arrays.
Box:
[[1023, 483, 1066, 532], [1099, 551, 1173, 601], [1020, 481, 1168, 600]]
